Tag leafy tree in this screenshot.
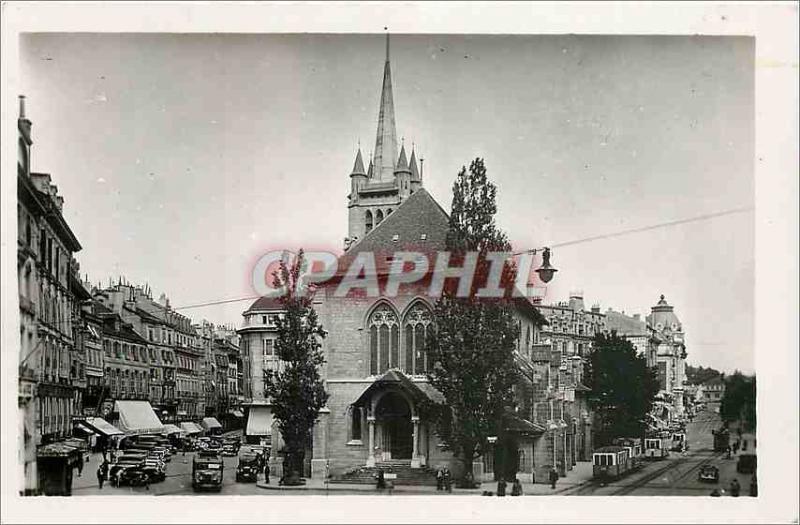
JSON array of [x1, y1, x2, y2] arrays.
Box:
[[720, 371, 756, 431], [685, 364, 723, 385], [263, 250, 329, 484], [426, 158, 521, 486], [586, 333, 660, 446]]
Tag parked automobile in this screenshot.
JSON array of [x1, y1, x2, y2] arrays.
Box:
[[236, 452, 260, 482], [109, 453, 147, 480], [119, 467, 151, 487], [143, 458, 167, 482], [698, 465, 720, 483], [192, 450, 224, 492]]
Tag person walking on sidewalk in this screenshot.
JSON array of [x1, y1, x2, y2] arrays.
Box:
[[549, 468, 558, 490], [96, 464, 105, 489], [264, 462, 271, 484], [511, 478, 523, 496]]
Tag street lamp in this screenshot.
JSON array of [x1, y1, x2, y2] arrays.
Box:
[[511, 247, 559, 284], [534, 247, 558, 284]]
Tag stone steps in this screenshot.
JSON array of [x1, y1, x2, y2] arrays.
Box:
[[330, 463, 438, 486]]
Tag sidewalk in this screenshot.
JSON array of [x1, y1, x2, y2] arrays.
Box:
[[256, 462, 594, 495]]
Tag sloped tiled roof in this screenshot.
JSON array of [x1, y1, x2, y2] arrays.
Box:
[[346, 187, 449, 258], [245, 296, 284, 313]]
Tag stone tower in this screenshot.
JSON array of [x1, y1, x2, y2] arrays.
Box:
[[346, 34, 422, 250]]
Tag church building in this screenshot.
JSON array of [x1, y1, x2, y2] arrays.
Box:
[[245, 36, 564, 485]]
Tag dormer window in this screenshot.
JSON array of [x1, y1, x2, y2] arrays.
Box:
[[420, 233, 427, 240], [392, 234, 399, 242]]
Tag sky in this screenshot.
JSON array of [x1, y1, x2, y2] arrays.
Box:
[[20, 33, 754, 374]]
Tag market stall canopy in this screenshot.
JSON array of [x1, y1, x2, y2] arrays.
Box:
[[180, 422, 203, 435], [114, 400, 164, 435], [246, 406, 273, 436], [161, 424, 184, 436], [78, 417, 124, 437], [201, 417, 223, 431]]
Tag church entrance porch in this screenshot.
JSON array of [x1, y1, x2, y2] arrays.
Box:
[[351, 369, 442, 469], [376, 392, 413, 460]]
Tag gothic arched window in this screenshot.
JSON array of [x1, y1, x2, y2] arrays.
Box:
[[375, 209, 384, 225], [368, 304, 399, 375], [404, 302, 433, 375], [365, 210, 374, 233]]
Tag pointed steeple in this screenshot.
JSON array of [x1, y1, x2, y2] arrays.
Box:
[[409, 147, 420, 181], [367, 155, 374, 178], [395, 143, 410, 173], [372, 33, 398, 182], [350, 148, 367, 176]]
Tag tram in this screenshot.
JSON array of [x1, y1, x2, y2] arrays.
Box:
[[670, 432, 688, 452], [592, 446, 633, 481], [712, 428, 730, 453], [612, 437, 644, 471], [643, 436, 670, 460]]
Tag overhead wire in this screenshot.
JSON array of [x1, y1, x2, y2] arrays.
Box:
[[169, 205, 753, 311]]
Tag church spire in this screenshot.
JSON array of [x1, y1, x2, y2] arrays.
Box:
[[350, 148, 367, 176], [409, 146, 420, 181], [372, 32, 398, 183]]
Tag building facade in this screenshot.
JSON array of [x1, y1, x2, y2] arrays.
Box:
[[238, 38, 554, 484], [646, 295, 688, 417], [532, 293, 605, 464], [17, 96, 86, 495]]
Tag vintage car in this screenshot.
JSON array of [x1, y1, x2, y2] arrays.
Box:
[[192, 451, 224, 492], [109, 453, 148, 484], [236, 452, 260, 482], [118, 467, 151, 487], [143, 457, 167, 482], [698, 465, 720, 483]]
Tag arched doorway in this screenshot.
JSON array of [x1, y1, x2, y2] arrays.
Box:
[[376, 392, 412, 460]]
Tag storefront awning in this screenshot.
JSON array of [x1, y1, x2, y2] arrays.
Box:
[[114, 400, 165, 436], [246, 406, 273, 436], [180, 422, 203, 435], [229, 410, 244, 418], [201, 417, 222, 430], [161, 424, 184, 436], [79, 417, 124, 437]]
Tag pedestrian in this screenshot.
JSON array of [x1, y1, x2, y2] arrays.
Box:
[[549, 468, 558, 490], [77, 453, 84, 477], [733, 440, 740, 454], [436, 467, 444, 491], [496, 478, 507, 497], [749, 475, 758, 497], [726, 446, 732, 459], [96, 465, 105, 489], [511, 478, 523, 496], [730, 478, 741, 497], [264, 462, 271, 484], [376, 469, 386, 491], [444, 468, 452, 493]]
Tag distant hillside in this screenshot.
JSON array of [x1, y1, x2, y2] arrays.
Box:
[[686, 364, 724, 385]]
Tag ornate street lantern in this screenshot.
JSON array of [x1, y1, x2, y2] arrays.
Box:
[[535, 247, 558, 284]]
